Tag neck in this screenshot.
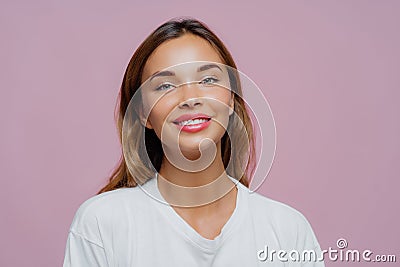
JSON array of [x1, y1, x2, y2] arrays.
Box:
[[157, 142, 237, 208], [159, 146, 226, 187]]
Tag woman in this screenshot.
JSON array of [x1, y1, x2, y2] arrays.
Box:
[[63, 17, 325, 266]]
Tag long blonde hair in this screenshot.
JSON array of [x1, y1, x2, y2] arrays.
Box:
[[98, 17, 256, 194]]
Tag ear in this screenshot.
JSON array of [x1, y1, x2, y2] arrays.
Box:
[[141, 115, 153, 129], [145, 119, 153, 129], [228, 93, 234, 116], [137, 106, 153, 129]]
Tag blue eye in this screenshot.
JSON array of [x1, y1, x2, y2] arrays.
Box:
[[155, 83, 175, 91], [200, 77, 219, 85]]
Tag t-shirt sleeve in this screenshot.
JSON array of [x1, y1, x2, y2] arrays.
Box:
[[297, 214, 325, 267], [63, 196, 111, 267], [63, 230, 109, 267]]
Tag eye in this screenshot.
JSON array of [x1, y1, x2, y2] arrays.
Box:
[[155, 83, 176, 91], [200, 77, 219, 85]]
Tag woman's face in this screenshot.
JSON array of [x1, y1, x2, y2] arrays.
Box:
[[140, 34, 234, 159]]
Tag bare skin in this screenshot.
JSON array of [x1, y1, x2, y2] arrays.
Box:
[[141, 33, 238, 240]]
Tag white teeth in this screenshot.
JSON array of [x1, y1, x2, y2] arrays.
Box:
[[178, 119, 208, 126]]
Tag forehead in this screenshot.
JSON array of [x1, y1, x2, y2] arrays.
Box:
[[142, 34, 224, 83]]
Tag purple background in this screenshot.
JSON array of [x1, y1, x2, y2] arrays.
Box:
[[1, 1, 399, 266]]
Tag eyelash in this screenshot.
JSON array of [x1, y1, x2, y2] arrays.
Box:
[[155, 83, 175, 91], [155, 77, 219, 91], [200, 77, 219, 85]]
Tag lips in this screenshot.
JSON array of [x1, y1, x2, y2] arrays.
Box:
[[173, 113, 211, 125], [172, 113, 212, 133]]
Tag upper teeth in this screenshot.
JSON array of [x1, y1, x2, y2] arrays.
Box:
[[178, 118, 209, 126]]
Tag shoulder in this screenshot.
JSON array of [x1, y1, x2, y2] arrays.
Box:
[[67, 184, 151, 243], [237, 182, 307, 223], [249, 190, 309, 224], [238, 184, 321, 249]]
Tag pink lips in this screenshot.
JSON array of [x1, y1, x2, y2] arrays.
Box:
[[173, 113, 212, 133]]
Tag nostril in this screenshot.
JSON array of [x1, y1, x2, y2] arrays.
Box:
[[179, 98, 202, 108]]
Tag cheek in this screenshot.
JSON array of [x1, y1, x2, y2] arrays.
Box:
[[210, 90, 233, 112], [208, 94, 233, 131], [147, 96, 176, 131]]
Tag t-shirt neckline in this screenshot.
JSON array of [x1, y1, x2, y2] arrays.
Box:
[[142, 172, 248, 252]]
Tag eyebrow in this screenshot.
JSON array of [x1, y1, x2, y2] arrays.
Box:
[[149, 70, 174, 82], [198, 63, 222, 72], [149, 63, 223, 82]]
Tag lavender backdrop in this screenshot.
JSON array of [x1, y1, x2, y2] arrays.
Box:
[[1, 1, 399, 266]]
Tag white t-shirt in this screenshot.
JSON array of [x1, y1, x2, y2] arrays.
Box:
[[63, 174, 325, 266]]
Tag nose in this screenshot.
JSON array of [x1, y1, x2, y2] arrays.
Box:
[[178, 83, 203, 109]]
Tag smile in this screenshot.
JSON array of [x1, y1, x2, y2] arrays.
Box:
[[173, 118, 212, 133]]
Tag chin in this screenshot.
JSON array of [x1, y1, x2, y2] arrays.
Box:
[[179, 138, 221, 157]]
